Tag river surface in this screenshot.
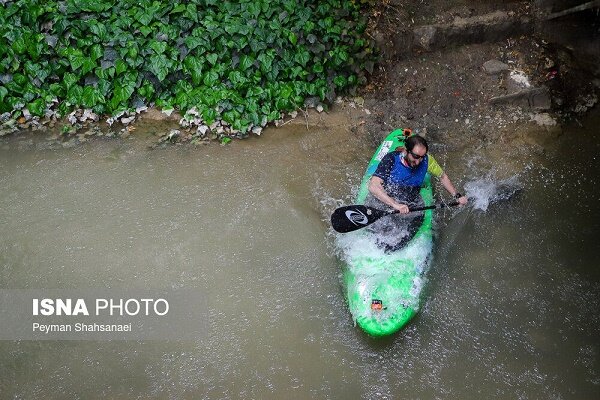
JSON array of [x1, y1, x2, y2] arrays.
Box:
[[0, 109, 599, 399]]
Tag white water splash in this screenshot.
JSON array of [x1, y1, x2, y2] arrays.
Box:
[[464, 175, 522, 211]]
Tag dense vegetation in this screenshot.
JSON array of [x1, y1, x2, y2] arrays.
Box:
[[0, 0, 375, 135]]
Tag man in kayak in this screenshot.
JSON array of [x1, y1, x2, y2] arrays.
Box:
[[367, 134, 468, 250]]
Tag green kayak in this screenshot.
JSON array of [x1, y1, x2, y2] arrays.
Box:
[[340, 128, 434, 336]]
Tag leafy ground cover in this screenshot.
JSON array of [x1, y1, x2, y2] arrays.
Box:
[[0, 0, 375, 136]]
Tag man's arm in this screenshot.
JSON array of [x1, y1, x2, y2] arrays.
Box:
[[368, 176, 410, 214], [438, 173, 468, 205]]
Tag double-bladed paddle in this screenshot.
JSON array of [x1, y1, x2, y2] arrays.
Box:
[[330, 201, 459, 233]]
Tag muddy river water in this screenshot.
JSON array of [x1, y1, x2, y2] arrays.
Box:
[[1, 108, 599, 399]]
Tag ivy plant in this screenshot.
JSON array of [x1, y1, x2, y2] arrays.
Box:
[[0, 0, 376, 134]]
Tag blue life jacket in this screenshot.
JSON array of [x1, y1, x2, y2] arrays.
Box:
[[374, 151, 428, 200]]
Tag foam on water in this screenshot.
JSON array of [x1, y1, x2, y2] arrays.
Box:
[[464, 175, 523, 211]]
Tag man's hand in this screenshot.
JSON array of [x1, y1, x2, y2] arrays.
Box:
[[392, 202, 410, 214], [457, 195, 468, 206]]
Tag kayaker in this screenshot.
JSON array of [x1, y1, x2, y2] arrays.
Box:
[[366, 134, 467, 250], [369, 134, 468, 212]]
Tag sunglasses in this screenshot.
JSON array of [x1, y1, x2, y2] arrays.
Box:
[[408, 150, 426, 160]]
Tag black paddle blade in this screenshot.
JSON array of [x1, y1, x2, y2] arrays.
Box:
[[330, 205, 388, 233]]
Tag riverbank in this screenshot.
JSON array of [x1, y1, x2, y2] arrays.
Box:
[[2, 1, 597, 159]]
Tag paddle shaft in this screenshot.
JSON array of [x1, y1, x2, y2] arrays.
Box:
[[388, 200, 460, 215]]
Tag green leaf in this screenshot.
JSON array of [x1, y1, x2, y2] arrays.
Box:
[[11, 37, 27, 54], [183, 56, 204, 85], [115, 60, 128, 75], [333, 75, 347, 88], [135, 9, 153, 26], [288, 31, 297, 45], [202, 107, 217, 124], [228, 70, 245, 87], [0, 86, 8, 101], [63, 73, 78, 90], [27, 98, 45, 116], [185, 4, 198, 22], [70, 0, 107, 12], [97, 79, 111, 96], [65, 48, 86, 71], [239, 55, 254, 71], [279, 84, 293, 99], [206, 53, 218, 65], [294, 49, 310, 67], [139, 81, 155, 99], [203, 70, 219, 87], [185, 36, 206, 51], [82, 86, 105, 108], [139, 26, 152, 37], [171, 4, 186, 13], [81, 58, 96, 75], [90, 44, 103, 61], [67, 85, 83, 105], [89, 22, 108, 42], [148, 55, 170, 82], [149, 41, 167, 55], [110, 81, 135, 110]]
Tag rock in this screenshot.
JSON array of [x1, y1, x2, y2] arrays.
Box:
[[490, 87, 551, 110], [22, 109, 32, 121], [530, 113, 556, 126], [252, 126, 263, 135], [316, 105, 324, 113], [197, 125, 209, 136], [121, 116, 135, 125], [508, 70, 531, 89], [81, 109, 98, 122], [135, 105, 148, 114], [186, 107, 199, 117], [304, 97, 320, 108], [289, 110, 298, 118], [167, 130, 180, 141], [483, 60, 510, 75]]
